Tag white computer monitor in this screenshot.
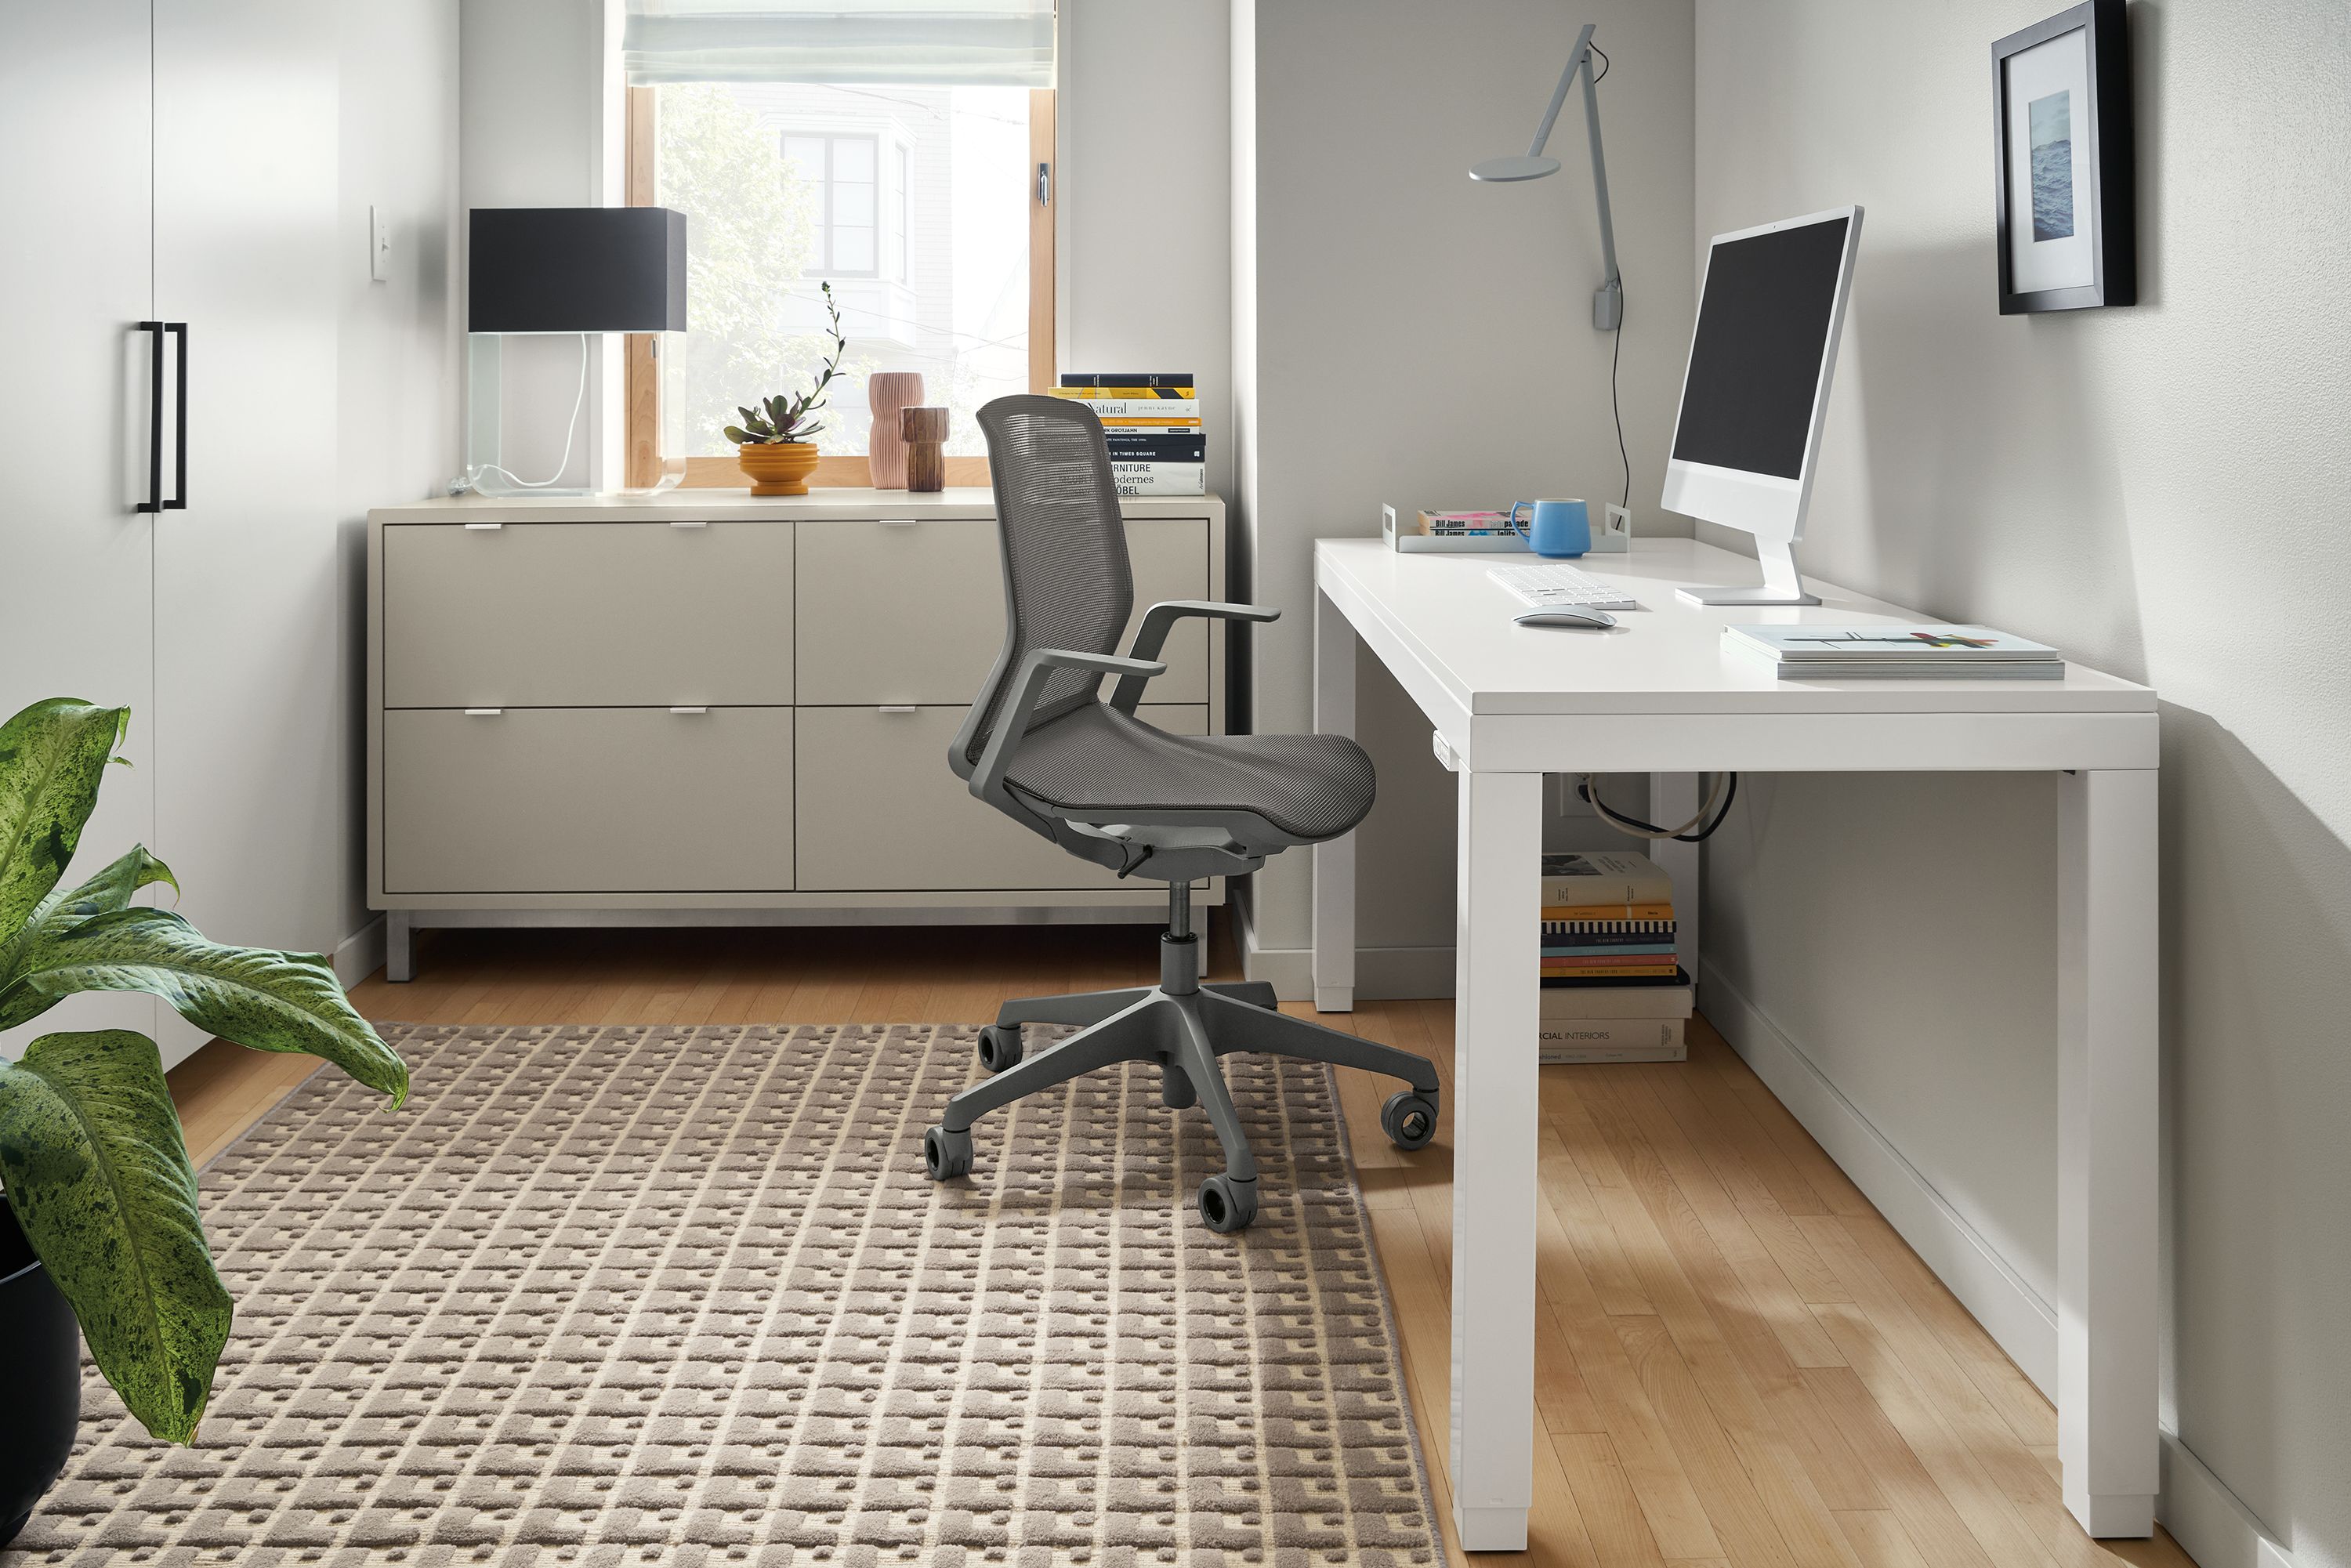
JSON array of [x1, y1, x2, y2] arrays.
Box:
[[1662, 205, 1864, 606]]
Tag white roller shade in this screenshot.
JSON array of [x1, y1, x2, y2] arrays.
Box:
[[624, 0, 1056, 88]]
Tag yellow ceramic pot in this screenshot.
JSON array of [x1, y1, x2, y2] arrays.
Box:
[[737, 442, 820, 496]]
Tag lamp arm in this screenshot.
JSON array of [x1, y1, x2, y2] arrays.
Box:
[[1579, 43, 1621, 301], [1523, 23, 1594, 159]]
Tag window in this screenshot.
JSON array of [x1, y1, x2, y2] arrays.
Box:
[[625, 83, 1056, 488], [781, 132, 881, 277]]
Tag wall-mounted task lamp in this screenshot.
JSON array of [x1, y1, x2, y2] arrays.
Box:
[[1471, 23, 1621, 331]]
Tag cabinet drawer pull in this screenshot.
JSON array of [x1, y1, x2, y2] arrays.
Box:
[[463, 708, 503, 716], [668, 518, 708, 528], [464, 521, 502, 531], [878, 518, 920, 527], [878, 704, 918, 714], [669, 705, 709, 715]]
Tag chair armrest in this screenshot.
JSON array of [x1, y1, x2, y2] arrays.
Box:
[[969, 646, 1167, 809], [1114, 600, 1280, 712]]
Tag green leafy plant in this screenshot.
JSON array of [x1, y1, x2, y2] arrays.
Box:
[[0, 699, 406, 1443], [723, 281, 847, 445]]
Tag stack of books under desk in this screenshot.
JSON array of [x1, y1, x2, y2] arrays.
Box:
[[1540, 851, 1694, 1063], [1051, 373, 1204, 496]]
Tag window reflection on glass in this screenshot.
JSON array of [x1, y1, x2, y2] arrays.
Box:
[[656, 81, 1029, 459]]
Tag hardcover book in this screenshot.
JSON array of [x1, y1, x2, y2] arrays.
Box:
[[1541, 851, 1673, 906]]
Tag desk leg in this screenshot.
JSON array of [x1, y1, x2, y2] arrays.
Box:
[[2056, 768, 2158, 1537], [1649, 773, 1704, 988], [1452, 768, 1543, 1551], [1312, 585, 1357, 1012]]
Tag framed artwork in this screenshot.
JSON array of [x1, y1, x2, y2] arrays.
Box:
[[1991, 0, 2135, 313]]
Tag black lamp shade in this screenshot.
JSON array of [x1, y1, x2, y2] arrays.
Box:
[[469, 208, 688, 333]]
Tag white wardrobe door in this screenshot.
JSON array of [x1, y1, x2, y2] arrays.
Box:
[[0, 0, 161, 1054], [152, 0, 341, 1055]]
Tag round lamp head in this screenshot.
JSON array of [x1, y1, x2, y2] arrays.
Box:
[[1469, 154, 1561, 183]]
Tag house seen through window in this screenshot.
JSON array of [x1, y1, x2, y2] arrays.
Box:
[[650, 81, 1033, 462]]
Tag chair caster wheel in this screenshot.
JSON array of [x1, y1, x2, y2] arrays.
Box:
[[924, 1125, 973, 1180], [976, 1023, 1023, 1073], [1382, 1091, 1439, 1151], [1161, 1063, 1197, 1110], [1197, 1173, 1257, 1233]]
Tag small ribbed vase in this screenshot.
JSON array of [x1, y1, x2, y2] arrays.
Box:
[[866, 371, 926, 487]]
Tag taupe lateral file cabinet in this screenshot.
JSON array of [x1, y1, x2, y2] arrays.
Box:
[[367, 490, 1227, 980]]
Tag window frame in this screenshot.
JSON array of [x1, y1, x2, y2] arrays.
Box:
[[624, 84, 1056, 490]]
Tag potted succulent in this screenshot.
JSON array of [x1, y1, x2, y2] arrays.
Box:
[[0, 699, 407, 1546], [726, 281, 846, 495]]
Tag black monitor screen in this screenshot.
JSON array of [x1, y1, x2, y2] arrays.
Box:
[[1670, 215, 1849, 480]]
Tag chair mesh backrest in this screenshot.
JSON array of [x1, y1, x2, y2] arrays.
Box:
[[965, 394, 1134, 764]]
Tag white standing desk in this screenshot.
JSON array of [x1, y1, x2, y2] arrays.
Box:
[[1310, 537, 2157, 1552]]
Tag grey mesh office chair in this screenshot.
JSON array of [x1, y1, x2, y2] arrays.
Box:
[[923, 393, 1441, 1233]]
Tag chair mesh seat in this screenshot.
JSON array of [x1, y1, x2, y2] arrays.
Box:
[[1004, 704, 1377, 842]]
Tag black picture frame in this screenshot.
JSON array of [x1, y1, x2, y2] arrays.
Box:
[[1991, 0, 2135, 313]]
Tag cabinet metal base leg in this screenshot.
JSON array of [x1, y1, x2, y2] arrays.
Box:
[[386, 911, 415, 983]]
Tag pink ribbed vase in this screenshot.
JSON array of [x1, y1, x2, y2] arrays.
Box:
[[866, 371, 926, 488]]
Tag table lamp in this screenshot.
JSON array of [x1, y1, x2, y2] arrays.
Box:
[[462, 206, 688, 498]]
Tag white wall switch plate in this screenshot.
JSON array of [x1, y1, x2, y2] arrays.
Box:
[[368, 204, 391, 282]]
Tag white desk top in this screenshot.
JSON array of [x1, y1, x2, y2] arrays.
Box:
[[1317, 537, 2155, 719]]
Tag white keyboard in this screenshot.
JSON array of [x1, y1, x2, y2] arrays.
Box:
[[1487, 563, 1639, 611]]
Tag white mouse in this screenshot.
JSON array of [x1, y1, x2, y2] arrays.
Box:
[[1513, 606, 1617, 630]]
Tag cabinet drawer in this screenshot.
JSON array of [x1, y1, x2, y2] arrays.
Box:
[[383, 521, 792, 708], [384, 708, 793, 893], [795, 704, 1206, 891], [794, 516, 1210, 706]]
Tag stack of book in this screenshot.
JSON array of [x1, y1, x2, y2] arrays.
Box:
[[1418, 509, 1516, 538], [1539, 850, 1694, 1063], [1726, 624, 2063, 680], [1051, 373, 1203, 496]]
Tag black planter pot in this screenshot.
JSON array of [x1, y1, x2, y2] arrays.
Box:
[[0, 1201, 81, 1548]]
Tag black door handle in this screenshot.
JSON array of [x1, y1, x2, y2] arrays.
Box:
[[136, 322, 165, 513], [165, 322, 187, 510]]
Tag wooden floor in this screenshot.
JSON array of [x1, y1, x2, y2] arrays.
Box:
[[168, 923, 2193, 1568]]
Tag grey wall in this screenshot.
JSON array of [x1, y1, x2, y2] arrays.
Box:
[[1062, 3, 1233, 505], [338, 0, 463, 974], [1691, 2, 2351, 1562], [1231, 0, 1697, 985]]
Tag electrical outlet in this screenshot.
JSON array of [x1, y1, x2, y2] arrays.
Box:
[[1588, 502, 1634, 552], [368, 204, 392, 282]]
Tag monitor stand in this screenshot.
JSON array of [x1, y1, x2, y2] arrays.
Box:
[[1675, 538, 1821, 607]]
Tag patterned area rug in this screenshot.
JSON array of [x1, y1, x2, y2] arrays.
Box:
[[16, 1023, 1438, 1566]]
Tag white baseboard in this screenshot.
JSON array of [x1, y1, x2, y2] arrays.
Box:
[[333, 915, 385, 991], [1697, 959, 2059, 1395], [2161, 1429, 2296, 1566], [1703, 958, 2298, 1567], [1234, 918, 1455, 1002]]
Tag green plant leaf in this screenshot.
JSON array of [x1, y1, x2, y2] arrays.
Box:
[[29, 844, 177, 932], [0, 700, 128, 949], [0, 844, 177, 983], [0, 907, 408, 1106], [723, 425, 755, 445], [0, 1030, 230, 1443]]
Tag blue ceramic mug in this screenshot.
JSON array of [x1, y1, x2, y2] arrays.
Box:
[[1507, 498, 1592, 558]]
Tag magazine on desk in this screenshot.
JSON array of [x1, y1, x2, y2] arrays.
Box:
[[1726, 624, 2064, 679]]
